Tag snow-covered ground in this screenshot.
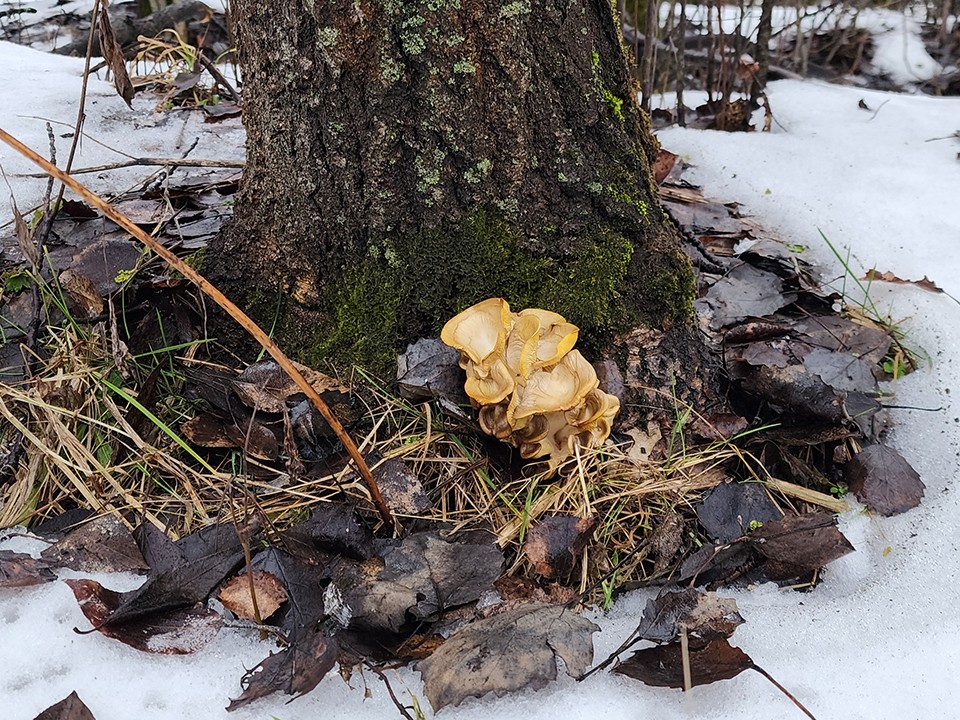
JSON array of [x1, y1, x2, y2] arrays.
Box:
[[2, 13, 960, 720]]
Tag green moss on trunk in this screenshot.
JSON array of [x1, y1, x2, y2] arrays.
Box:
[[265, 211, 692, 375]]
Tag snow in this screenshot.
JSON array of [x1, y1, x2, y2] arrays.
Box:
[[2, 11, 960, 720]]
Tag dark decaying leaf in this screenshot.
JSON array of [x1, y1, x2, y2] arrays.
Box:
[[862, 269, 943, 294], [13, 201, 39, 268], [98, 520, 254, 627], [678, 542, 753, 585], [218, 570, 287, 621], [695, 263, 796, 329], [615, 638, 753, 688], [58, 269, 104, 318], [750, 512, 854, 580], [329, 531, 503, 633], [181, 412, 279, 459], [0, 550, 57, 587], [227, 549, 336, 711], [32, 691, 96, 720], [232, 360, 343, 413], [374, 458, 433, 514], [40, 514, 147, 573], [845, 444, 925, 516], [652, 149, 678, 184], [635, 588, 744, 645], [96, 2, 134, 106], [226, 628, 338, 711], [793, 315, 893, 366], [524, 514, 597, 579], [695, 482, 782, 544], [417, 603, 598, 710], [396, 337, 468, 403], [802, 347, 878, 394], [281, 503, 374, 563], [66, 579, 222, 654]]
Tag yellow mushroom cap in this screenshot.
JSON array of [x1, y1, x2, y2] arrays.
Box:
[[464, 356, 515, 405], [440, 298, 512, 366], [507, 349, 599, 424], [517, 308, 579, 369], [504, 313, 543, 379]]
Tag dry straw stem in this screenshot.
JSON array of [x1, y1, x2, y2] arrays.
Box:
[[0, 126, 394, 530]]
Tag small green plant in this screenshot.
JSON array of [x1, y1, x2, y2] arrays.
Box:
[[830, 482, 848, 499], [600, 550, 619, 610], [2, 269, 32, 293], [747, 519, 764, 531]]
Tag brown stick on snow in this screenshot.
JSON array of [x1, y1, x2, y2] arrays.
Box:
[[0, 126, 396, 532]]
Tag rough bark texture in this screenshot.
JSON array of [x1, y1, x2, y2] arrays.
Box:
[[213, 0, 699, 382]]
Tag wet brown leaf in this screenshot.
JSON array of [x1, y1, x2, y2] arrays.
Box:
[[396, 337, 467, 403], [32, 691, 96, 720], [98, 520, 254, 627], [218, 570, 287, 621], [695, 263, 796, 330], [635, 588, 744, 645], [524, 515, 596, 579], [328, 531, 503, 633], [281, 502, 374, 563], [227, 628, 337, 711], [374, 458, 432, 514], [616, 638, 753, 688], [67, 578, 222, 654], [845, 444, 925, 516], [802, 347, 878, 394], [750, 512, 854, 580], [232, 360, 344, 413], [40, 514, 147, 573], [695, 482, 782, 544], [58, 269, 104, 318], [652, 149, 678, 184], [0, 550, 57, 587], [863, 269, 943, 294], [418, 603, 598, 710], [97, 4, 134, 106]]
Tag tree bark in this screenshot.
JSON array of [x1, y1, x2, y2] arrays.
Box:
[[212, 0, 707, 408]]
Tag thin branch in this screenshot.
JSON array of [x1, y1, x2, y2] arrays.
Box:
[[21, 157, 244, 177], [0, 127, 396, 533]]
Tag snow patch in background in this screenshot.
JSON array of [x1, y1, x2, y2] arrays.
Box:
[[1, 11, 960, 719]]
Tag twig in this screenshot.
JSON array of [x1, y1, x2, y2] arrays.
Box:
[[54, 0, 102, 216], [367, 665, 416, 720], [751, 664, 819, 719], [21, 157, 244, 177], [0, 127, 396, 533], [196, 51, 242, 104]]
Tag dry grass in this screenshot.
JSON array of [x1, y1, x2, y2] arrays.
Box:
[[0, 313, 809, 599]]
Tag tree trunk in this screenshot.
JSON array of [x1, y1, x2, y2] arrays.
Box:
[[212, 0, 707, 409]]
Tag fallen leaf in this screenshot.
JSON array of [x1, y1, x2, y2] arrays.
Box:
[[98, 519, 255, 627], [396, 337, 467, 403], [524, 515, 596, 579], [328, 531, 503, 633], [802, 347, 878, 394], [616, 638, 753, 688], [695, 263, 796, 330], [218, 570, 287, 621], [58, 269, 104, 318], [374, 458, 433, 514], [67, 578, 222, 654], [652, 149, 678, 184], [635, 588, 744, 645], [750, 512, 854, 580], [862, 269, 943, 294], [0, 550, 57, 587], [232, 360, 344, 413], [97, 2, 135, 105], [418, 603, 598, 710], [227, 628, 337, 711], [625, 422, 663, 461], [845, 444, 925, 516], [40, 514, 147, 573], [281, 502, 374, 563], [695, 482, 782, 544], [32, 691, 96, 720]]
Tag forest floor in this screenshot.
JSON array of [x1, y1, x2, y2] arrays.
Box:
[[0, 3, 959, 720]]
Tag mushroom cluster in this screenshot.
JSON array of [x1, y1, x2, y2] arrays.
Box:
[[440, 298, 620, 470]]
